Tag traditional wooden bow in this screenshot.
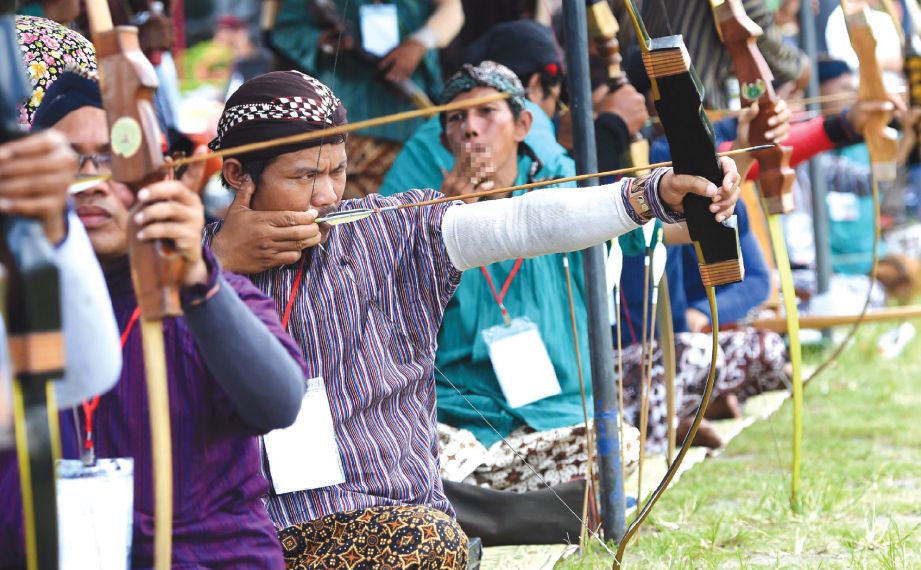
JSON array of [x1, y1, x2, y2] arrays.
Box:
[[2, 4, 66, 568], [901, 0, 921, 160], [709, 0, 805, 511], [806, 1, 897, 386], [85, 1, 184, 567], [615, 0, 746, 564]]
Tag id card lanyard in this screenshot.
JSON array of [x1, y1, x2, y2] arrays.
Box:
[[80, 306, 141, 465], [479, 258, 524, 326]]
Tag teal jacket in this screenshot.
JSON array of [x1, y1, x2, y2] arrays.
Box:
[[380, 108, 592, 446], [269, 0, 442, 142]]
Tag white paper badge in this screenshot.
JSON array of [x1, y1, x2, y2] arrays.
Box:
[[482, 317, 562, 409], [826, 191, 860, 222], [57, 458, 134, 570], [359, 4, 400, 58], [263, 376, 345, 494]]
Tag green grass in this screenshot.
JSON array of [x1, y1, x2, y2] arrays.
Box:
[[558, 321, 921, 569]]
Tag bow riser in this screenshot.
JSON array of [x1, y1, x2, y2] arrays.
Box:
[[712, 0, 795, 214], [94, 28, 165, 189], [92, 26, 184, 318], [644, 38, 744, 286]]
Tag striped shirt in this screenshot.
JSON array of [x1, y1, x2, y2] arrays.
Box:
[[207, 190, 462, 528]]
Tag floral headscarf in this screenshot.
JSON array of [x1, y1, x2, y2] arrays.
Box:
[[16, 15, 96, 126]]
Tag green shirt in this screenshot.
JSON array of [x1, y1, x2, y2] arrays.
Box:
[[381, 121, 595, 446], [269, 0, 442, 142]]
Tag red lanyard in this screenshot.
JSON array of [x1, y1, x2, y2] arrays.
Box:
[[281, 255, 308, 330], [80, 306, 141, 453], [479, 258, 524, 326]]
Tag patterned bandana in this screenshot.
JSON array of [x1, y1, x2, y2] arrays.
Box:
[[209, 70, 347, 160], [16, 15, 97, 127], [440, 61, 526, 116]]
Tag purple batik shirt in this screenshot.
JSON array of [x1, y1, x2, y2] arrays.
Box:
[[0, 250, 304, 569]]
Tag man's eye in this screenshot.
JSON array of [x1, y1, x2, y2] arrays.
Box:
[[447, 113, 462, 122]]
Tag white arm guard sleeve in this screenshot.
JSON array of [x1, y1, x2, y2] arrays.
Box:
[[441, 180, 642, 271], [55, 212, 122, 408]]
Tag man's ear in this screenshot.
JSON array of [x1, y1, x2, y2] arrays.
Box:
[[222, 158, 247, 190], [514, 109, 533, 143]]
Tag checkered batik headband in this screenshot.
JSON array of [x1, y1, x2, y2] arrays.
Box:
[[209, 72, 343, 151]]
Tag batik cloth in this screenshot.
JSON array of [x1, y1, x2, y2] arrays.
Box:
[[440, 61, 526, 115], [616, 329, 789, 453], [342, 134, 403, 199], [277, 505, 467, 570], [680, 328, 790, 417], [437, 421, 641, 493], [15, 15, 97, 126]]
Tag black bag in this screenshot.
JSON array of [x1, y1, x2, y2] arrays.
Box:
[[443, 479, 587, 546]]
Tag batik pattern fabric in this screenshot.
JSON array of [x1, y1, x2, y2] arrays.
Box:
[[342, 134, 403, 199], [616, 334, 710, 453], [680, 328, 790, 417], [15, 15, 97, 126], [277, 505, 467, 570], [437, 421, 641, 493]]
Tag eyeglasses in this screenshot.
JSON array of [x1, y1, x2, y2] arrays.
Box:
[[77, 154, 113, 172]]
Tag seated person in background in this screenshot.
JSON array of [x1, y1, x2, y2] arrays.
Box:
[[385, 59, 642, 492], [380, 20, 572, 198], [206, 67, 741, 567], [267, 0, 464, 199], [8, 70, 309, 568]]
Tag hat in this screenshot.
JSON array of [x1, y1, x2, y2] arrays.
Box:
[[818, 59, 852, 84], [209, 70, 347, 160], [15, 15, 97, 126], [461, 20, 563, 84], [441, 60, 527, 118], [31, 70, 102, 130]]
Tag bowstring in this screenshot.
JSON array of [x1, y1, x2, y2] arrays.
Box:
[[432, 365, 618, 559], [306, 0, 350, 207], [313, 238, 619, 561], [314, 1, 618, 560]]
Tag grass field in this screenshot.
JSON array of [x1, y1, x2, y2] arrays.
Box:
[[558, 322, 921, 569]]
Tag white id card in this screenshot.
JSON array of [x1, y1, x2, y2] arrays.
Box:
[[263, 376, 345, 494], [57, 458, 134, 570], [359, 4, 400, 58], [482, 317, 562, 409], [826, 191, 860, 222]]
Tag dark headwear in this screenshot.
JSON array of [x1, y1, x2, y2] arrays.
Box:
[[209, 70, 347, 161], [818, 59, 852, 84], [31, 71, 102, 130], [461, 20, 564, 85]]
